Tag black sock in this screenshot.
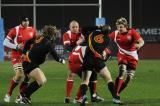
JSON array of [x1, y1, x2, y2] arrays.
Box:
[[88, 81, 94, 98], [25, 81, 41, 98], [107, 82, 117, 99], [81, 84, 88, 96], [115, 77, 119, 93]]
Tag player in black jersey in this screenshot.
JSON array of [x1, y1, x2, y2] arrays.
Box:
[[20, 25, 65, 104], [80, 25, 123, 106]]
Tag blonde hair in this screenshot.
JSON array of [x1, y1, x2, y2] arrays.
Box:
[[116, 17, 128, 27], [69, 20, 79, 27]]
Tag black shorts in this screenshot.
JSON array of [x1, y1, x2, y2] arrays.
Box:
[[22, 61, 39, 74], [82, 54, 105, 73]]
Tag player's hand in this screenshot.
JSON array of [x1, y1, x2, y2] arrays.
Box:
[[102, 48, 112, 61], [21, 54, 27, 61], [59, 58, 65, 64], [16, 43, 24, 51], [135, 43, 140, 50]]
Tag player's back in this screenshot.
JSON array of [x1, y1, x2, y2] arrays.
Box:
[[28, 36, 51, 64], [87, 30, 110, 55]]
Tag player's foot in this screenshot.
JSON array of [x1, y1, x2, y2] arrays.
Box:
[[73, 97, 88, 104], [21, 96, 31, 104], [15, 94, 22, 103], [112, 98, 123, 105], [64, 97, 70, 103], [91, 93, 104, 102], [80, 95, 88, 106], [4, 94, 11, 103]]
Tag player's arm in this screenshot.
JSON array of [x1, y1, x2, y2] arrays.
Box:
[[22, 38, 35, 54], [80, 26, 100, 36], [48, 42, 65, 64], [135, 38, 144, 50], [133, 29, 145, 50], [3, 28, 23, 51], [63, 32, 73, 52]]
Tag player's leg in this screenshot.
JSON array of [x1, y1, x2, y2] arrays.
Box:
[[4, 62, 24, 102], [118, 62, 136, 94], [64, 72, 75, 103], [99, 66, 123, 104], [115, 64, 127, 96], [89, 71, 104, 102], [65, 58, 81, 103], [80, 70, 92, 105], [15, 75, 30, 103], [22, 68, 46, 104]]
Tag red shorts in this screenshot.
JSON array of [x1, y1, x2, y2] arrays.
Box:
[[117, 52, 138, 70], [68, 63, 81, 74], [10, 51, 22, 65], [68, 52, 82, 73]]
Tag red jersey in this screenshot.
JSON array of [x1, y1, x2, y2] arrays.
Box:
[[5, 25, 36, 64], [68, 46, 86, 73], [109, 29, 141, 67], [109, 29, 141, 51], [63, 30, 84, 50]]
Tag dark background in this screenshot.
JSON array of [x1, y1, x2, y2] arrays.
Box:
[[1, 0, 160, 59], [2, 0, 160, 30]]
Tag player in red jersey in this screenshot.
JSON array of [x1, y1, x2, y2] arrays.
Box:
[[109, 17, 144, 98], [63, 20, 104, 103], [3, 17, 37, 103], [63, 20, 84, 52]]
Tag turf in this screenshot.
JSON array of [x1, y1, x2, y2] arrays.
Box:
[[0, 60, 160, 106]]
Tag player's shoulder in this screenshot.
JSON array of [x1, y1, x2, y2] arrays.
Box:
[[128, 28, 139, 35], [129, 28, 137, 32]]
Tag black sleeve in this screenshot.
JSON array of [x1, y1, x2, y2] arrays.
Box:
[[48, 42, 61, 62], [81, 26, 100, 36], [22, 38, 35, 54]]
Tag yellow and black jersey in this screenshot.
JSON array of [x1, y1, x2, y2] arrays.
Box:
[[88, 31, 110, 58], [23, 36, 61, 65], [81, 26, 110, 58]]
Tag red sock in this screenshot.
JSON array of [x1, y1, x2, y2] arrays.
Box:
[[93, 81, 97, 94], [7, 79, 19, 96], [66, 80, 74, 97], [76, 85, 82, 99], [20, 81, 29, 94], [116, 78, 123, 96]]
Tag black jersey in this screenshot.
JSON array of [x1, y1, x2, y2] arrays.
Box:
[[81, 26, 110, 58], [23, 36, 61, 65]]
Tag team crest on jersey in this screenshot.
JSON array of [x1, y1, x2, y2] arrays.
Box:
[[127, 35, 132, 41], [29, 32, 33, 37], [94, 34, 104, 43]]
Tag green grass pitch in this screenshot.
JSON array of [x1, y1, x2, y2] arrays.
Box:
[[0, 60, 160, 106]]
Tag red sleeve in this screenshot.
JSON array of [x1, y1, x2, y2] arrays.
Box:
[[6, 28, 16, 40], [131, 29, 141, 41], [32, 27, 37, 38], [63, 32, 70, 45], [108, 31, 115, 41]]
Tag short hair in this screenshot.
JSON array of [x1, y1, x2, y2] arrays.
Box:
[[116, 17, 128, 27], [69, 20, 79, 27], [20, 16, 29, 22]]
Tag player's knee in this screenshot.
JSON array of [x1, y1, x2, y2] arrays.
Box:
[[13, 63, 23, 72], [118, 64, 127, 78], [37, 78, 47, 86], [127, 70, 135, 79], [68, 73, 75, 80]]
